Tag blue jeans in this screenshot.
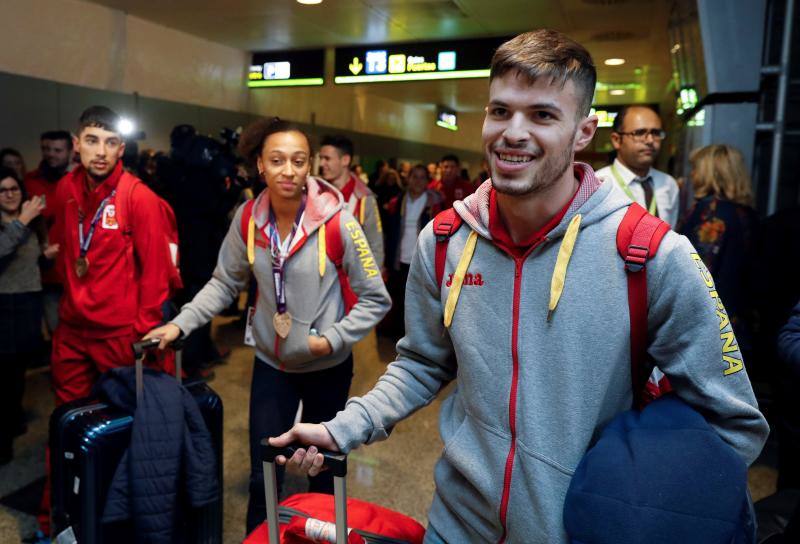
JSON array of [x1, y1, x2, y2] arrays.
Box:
[[245, 354, 354, 534]]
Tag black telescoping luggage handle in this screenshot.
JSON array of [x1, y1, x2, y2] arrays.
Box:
[[131, 337, 184, 405], [260, 438, 349, 544], [260, 440, 347, 477]]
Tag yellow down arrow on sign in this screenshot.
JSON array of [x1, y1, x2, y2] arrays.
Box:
[[349, 57, 363, 75]]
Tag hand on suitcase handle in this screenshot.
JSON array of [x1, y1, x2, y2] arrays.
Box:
[[261, 440, 347, 477], [263, 423, 346, 478], [133, 335, 184, 358], [140, 323, 184, 351]]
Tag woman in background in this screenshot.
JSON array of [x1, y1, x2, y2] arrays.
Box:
[[0, 167, 58, 464], [0, 148, 27, 181]]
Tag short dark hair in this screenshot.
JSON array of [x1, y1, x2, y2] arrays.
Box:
[[78, 106, 121, 134], [0, 148, 23, 165], [410, 163, 429, 179], [320, 135, 354, 158], [237, 117, 311, 165], [611, 105, 660, 133], [41, 130, 73, 148], [490, 29, 597, 117], [0, 165, 21, 185], [440, 154, 460, 165], [0, 166, 26, 213]]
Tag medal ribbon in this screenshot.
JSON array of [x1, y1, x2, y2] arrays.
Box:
[[78, 190, 116, 258], [267, 197, 306, 314], [611, 163, 657, 216]]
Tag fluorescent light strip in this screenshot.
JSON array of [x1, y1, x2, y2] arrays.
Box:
[[248, 78, 324, 88], [595, 82, 641, 91], [335, 69, 490, 84], [436, 120, 458, 131]]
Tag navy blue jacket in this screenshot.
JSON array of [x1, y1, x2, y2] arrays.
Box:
[[564, 395, 755, 544], [778, 299, 800, 377], [95, 368, 219, 544]]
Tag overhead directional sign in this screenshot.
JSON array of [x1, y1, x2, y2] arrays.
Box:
[[334, 37, 509, 84], [437, 106, 458, 131], [248, 49, 325, 88]]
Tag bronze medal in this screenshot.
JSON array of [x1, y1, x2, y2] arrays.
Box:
[[273, 311, 292, 339], [75, 256, 89, 278]]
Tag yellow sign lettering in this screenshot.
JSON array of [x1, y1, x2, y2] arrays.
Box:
[[349, 57, 363, 75], [720, 331, 739, 354], [343, 219, 379, 278], [716, 309, 730, 331], [722, 355, 744, 376], [691, 253, 714, 287], [691, 252, 744, 377]]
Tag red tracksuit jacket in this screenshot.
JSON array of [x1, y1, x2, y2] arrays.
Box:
[[24, 167, 65, 285], [53, 162, 171, 337]]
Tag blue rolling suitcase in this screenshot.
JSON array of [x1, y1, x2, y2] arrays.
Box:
[[49, 339, 223, 544]]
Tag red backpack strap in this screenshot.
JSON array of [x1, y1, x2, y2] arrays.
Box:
[[432, 208, 463, 289], [115, 174, 139, 235], [616, 203, 671, 409], [325, 211, 358, 314], [240, 199, 256, 243]]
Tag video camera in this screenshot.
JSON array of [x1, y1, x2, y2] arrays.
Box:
[[163, 125, 251, 189]]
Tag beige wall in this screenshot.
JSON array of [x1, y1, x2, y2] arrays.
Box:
[[0, 0, 248, 112], [247, 85, 484, 154], [0, 0, 482, 154]]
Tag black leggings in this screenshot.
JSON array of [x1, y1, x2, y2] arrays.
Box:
[[245, 355, 354, 534], [0, 352, 29, 454]]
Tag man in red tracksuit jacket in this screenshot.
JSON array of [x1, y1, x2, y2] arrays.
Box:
[[37, 105, 174, 537], [51, 105, 173, 402], [24, 130, 74, 334]]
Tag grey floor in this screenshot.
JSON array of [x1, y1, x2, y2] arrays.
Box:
[[0, 316, 778, 543]]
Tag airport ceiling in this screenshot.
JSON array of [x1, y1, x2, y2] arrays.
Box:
[[89, 0, 674, 112]]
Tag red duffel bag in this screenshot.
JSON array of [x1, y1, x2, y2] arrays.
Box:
[[246, 441, 425, 544]]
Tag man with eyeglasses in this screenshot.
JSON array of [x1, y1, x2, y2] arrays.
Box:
[[596, 105, 680, 228]]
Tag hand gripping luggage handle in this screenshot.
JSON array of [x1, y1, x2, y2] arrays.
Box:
[[131, 337, 185, 405], [260, 439, 349, 544]]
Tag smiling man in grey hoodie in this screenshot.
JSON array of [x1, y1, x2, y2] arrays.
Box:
[[271, 30, 769, 543]]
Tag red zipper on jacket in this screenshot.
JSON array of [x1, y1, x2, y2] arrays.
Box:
[[496, 241, 546, 544]]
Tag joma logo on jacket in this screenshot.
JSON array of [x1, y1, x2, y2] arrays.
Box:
[[445, 272, 484, 287]]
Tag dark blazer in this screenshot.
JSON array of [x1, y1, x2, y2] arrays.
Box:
[[778, 299, 800, 377], [384, 189, 443, 271]]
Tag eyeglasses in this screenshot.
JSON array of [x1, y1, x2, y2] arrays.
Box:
[[0, 186, 21, 195], [615, 128, 667, 142]]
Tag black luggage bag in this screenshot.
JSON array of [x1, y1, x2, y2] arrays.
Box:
[[49, 339, 223, 544]]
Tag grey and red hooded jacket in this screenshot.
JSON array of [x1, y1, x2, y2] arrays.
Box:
[[339, 173, 384, 269], [171, 176, 390, 372], [325, 164, 768, 542]]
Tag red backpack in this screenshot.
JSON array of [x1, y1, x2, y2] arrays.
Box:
[[116, 174, 183, 299], [432, 203, 672, 407], [240, 200, 358, 314]]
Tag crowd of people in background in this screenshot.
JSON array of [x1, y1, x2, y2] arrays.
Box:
[[1, 73, 800, 540]]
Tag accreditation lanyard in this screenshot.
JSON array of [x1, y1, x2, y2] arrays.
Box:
[[78, 190, 116, 259], [267, 199, 306, 314], [611, 163, 657, 216]]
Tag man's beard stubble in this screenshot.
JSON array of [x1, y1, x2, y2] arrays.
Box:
[[87, 164, 115, 184], [41, 159, 68, 181], [491, 143, 573, 197]]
